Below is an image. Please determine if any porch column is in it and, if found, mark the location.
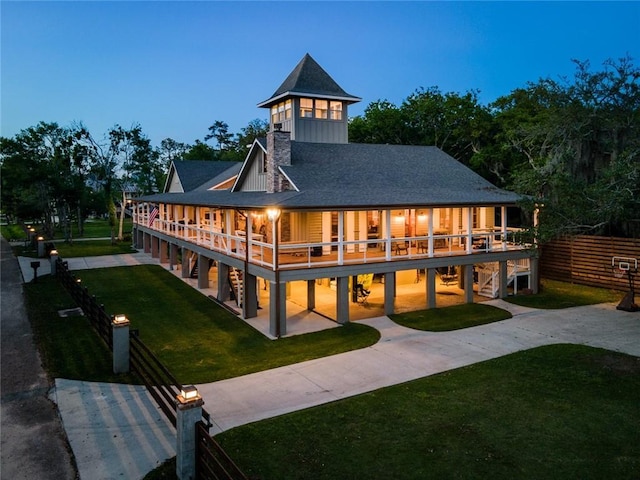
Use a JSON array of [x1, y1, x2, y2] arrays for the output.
[[463, 264, 474, 304], [151, 235, 159, 258], [243, 272, 258, 319], [337, 212, 344, 264], [384, 210, 392, 261], [498, 260, 508, 299], [345, 212, 355, 253], [159, 239, 169, 264], [136, 229, 144, 249], [197, 255, 209, 289], [217, 263, 230, 301], [466, 208, 473, 253], [269, 281, 287, 337], [322, 212, 332, 255], [169, 243, 178, 271], [336, 276, 350, 324], [426, 268, 437, 309], [501, 206, 508, 251], [428, 208, 434, 257], [307, 280, 316, 310], [530, 256, 540, 294], [383, 271, 396, 315], [181, 247, 190, 279], [144, 232, 151, 254]]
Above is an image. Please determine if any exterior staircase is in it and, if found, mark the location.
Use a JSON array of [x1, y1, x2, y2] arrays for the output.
[[228, 267, 243, 306], [189, 253, 214, 278], [477, 259, 531, 298]]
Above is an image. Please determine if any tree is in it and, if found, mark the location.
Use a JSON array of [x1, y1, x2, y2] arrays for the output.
[[495, 56, 640, 239], [158, 138, 189, 169], [182, 140, 218, 161], [0, 122, 92, 238], [233, 118, 269, 160], [205, 120, 234, 151]]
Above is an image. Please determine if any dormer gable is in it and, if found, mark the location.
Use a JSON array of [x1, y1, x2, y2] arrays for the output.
[[257, 54, 360, 144]]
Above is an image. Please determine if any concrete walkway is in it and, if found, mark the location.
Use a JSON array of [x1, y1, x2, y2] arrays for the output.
[[11, 249, 640, 479]]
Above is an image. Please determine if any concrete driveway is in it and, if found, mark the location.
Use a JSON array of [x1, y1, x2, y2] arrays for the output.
[[6, 243, 639, 479]]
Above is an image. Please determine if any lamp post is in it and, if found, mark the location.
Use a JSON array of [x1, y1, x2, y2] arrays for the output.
[[267, 208, 282, 337]]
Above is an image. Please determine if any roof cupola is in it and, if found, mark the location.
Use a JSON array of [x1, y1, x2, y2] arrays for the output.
[[257, 54, 360, 144]]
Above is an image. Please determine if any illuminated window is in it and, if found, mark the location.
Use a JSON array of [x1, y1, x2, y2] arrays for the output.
[[300, 98, 313, 118], [330, 101, 343, 120], [284, 99, 292, 119], [271, 100, 293, 123], [315, 100, 328, 119]]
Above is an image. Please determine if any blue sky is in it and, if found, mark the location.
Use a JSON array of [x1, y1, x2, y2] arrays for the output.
[[2, 1, 638, 147]]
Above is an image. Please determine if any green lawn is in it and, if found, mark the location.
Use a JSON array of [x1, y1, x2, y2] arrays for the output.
[[25, 276, 137, 383], [214, 344, 639, 480], [51, 218, 133, 240], [65, 265, 380, 383], [53, 239, 136, 257], [507, 279, 621, 309], [389, 303, 512, 331]]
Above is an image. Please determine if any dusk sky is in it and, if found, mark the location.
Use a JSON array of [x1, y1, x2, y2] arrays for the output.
[[2, 1, 638, 147]]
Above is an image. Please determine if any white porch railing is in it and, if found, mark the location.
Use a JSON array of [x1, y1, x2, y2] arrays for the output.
[[138, 216, 529, 270]]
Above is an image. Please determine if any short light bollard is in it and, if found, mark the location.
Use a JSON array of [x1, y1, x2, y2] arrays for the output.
[[49, 250, 59, 276], [111, 314, 130, 374], [37, 237, 45, 257], [176, 386, 204, 480], [30, 261, 41, 283]]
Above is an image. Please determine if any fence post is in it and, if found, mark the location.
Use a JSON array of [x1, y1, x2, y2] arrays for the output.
[[176, 386, 204, 480], [111, 314, 130, 373], [49, 250, 58, 277]]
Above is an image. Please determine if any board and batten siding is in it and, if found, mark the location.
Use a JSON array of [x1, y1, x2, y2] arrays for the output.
[[238, 151, 267, 192], [540, 235, 640, 292]]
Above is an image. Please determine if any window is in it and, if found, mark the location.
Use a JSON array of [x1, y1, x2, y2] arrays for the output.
[[330, 101, 343, 120], [300, 98, 313, 118], [300, 98, 343, 121], [261, 152, 268, 173], [315, 100, 328, 119], [271, 100, 293, 123]]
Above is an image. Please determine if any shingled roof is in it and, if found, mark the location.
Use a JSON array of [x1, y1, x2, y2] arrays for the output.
[[257, 53, 361, 108], [168, 160, 241, 192], [147, 143, 522, 209]]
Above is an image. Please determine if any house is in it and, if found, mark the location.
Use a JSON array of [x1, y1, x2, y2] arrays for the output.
[[134, 54, 538, 338]]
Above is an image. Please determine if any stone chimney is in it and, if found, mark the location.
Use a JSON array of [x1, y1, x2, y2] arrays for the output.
[[266, 125, 291, 193]]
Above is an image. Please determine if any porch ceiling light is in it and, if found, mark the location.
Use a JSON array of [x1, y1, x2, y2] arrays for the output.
[[267, 208, 281, 221]]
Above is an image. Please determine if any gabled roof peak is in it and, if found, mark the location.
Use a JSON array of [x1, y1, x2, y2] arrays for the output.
[[257, 53, 361, 108]]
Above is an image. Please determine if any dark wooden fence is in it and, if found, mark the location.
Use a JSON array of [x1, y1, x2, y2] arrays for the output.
[[540, 235, 640, 291], [55, 257, 247, 480]]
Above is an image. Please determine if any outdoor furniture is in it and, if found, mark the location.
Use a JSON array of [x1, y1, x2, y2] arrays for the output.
[[393, 240, 409, 255]]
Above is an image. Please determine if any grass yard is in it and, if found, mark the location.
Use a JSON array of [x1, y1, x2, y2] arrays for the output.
[[389, 303, 511, 331], [25, 276, 137, 383], [214, 344, 640, 480], [51, 218, 133, 240], [53, 239, 136, 257], [0, 224, 27, 241], [70, 265, 380, 383], [507, 278, 621, 309]]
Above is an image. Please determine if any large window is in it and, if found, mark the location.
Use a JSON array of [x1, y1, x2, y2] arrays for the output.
[[330, 101, 343, 120], [315, 100, 328, 119], [271, 99, 292, 123], [300, 98, 313, 118], [300, 98, 343, 121]]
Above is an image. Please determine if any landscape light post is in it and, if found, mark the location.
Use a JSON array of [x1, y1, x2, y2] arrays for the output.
[[176, 386, 203, 480]]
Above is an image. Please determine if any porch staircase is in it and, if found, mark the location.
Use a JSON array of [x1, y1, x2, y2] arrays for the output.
[[477, 259, 530, 298], [228, 267, 243, 307], [189, 253, 214, 278]]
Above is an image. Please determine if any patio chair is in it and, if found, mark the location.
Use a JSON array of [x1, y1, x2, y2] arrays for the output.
[[392, 239, 409, 255], [355, 283, 371, 305]]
